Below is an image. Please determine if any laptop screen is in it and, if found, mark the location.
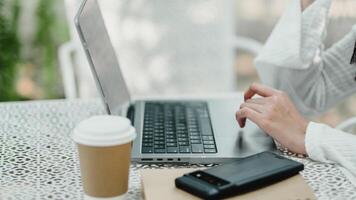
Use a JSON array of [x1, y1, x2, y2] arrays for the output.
[[76, 0, 130, 114]]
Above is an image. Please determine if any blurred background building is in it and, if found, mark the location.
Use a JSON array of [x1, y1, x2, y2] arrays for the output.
[[0, 0, 355, 127]]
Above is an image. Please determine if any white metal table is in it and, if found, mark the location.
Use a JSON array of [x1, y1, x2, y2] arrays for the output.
[[0, 98, 355, 200]]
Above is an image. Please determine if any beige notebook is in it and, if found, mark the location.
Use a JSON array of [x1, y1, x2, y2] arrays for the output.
[[140, 168, 316, 200]]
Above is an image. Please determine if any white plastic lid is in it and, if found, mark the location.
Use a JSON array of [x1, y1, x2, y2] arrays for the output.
[[71, 115, 136, 147]]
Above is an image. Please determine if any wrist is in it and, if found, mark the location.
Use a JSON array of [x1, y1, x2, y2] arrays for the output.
[[301, 119, 309, 135], [301, 0, 315, 11], [292, 118, 309, 154], [300, 119, 309, 154]]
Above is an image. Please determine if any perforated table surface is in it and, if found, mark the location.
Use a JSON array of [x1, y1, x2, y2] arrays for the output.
[[1, 99, 355, 200]]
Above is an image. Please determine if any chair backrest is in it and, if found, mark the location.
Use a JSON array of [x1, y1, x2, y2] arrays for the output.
[[60, 0, 98, 98]]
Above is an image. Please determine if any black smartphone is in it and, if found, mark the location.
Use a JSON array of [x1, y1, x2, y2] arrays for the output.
[[175, 151, 304, 200]]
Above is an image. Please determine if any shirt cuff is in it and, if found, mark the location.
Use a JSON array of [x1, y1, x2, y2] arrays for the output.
[[305, 121, 356, 186], [305, 121, 332, 163]]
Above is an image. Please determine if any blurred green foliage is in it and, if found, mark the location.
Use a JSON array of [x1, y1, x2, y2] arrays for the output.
[[34, 0, 62, 99], [0, 0, 68, 101], [0, 0, 21, 101]]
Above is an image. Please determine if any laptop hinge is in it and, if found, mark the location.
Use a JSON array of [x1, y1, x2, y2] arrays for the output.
[[126, 104, 135, 126]]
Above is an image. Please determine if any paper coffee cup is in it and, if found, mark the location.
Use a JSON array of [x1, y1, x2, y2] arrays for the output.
[[72, 115, 136, 200]]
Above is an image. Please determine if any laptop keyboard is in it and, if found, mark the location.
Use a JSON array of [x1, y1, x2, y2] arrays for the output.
[[141, 102, 217, 154]]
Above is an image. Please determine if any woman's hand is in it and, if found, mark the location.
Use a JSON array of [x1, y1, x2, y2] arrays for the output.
[[236, 83, 309, 154]]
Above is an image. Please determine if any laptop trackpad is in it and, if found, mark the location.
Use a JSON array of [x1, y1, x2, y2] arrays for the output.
[[208, 98, 275, 156]]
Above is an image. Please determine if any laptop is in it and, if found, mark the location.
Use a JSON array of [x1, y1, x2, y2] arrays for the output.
[[75, 0, 275, 164]]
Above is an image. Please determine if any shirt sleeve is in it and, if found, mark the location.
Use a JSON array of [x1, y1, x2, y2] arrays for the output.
[[254, 0, 356, 116], [305, 122, 356, 182]]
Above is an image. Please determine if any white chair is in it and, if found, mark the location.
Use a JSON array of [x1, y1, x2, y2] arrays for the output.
[[58, 0, 97, 99], [58, 41, 77, 99]]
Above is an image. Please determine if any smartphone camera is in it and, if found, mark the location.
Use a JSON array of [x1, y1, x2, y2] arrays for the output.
[[191, 171, 229, 187]]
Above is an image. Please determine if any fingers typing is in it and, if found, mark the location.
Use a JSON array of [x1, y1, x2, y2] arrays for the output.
[[244, 83, 279, 101]]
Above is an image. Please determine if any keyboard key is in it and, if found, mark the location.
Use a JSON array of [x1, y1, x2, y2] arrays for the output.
[[190, 139, 201, 144], [166, 142, 177, 147], [177, 135, 188, 139], [154, 149, 166, 153], [143, 143, 153, 147], [154, 145, 165, 149], [179, 146, 191, 153], [142, 147, 153, 153], [166, 139, 176, 143], [143, 135, 153, 139], [167, 147, 178, 153], [190, 135, 201, 140], [156, 137, 165, 141], [166, 135, 175, 139], [166, 130, 174, 134], [189, 132, 199, 136], [203, 144, 215, 149], [143, 141, 153, 145], [204, 148, 217, 153], [154, 141, 164, 145], [192, 144, 204, 153], [178, 138, 188, 142], [202, 136, 214, 141], [178, 142, 189, 146], [203, 140, 214, 145]]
